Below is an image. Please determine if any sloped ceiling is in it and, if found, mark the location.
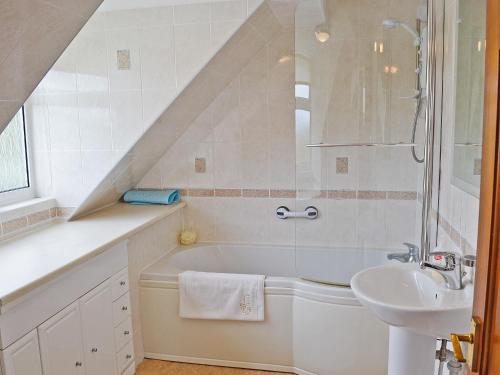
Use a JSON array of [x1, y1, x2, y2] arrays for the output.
[[70, 0, 294, 219], [0, 0, 104, 134]]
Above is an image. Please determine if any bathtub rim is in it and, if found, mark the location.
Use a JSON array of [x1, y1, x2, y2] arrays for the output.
[[140, 242, 362, 306]]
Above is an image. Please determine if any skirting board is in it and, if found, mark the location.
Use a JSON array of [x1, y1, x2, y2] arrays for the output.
[[144, 353, 317, 375]]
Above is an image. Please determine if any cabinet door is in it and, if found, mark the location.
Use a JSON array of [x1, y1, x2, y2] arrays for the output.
[[38, 301, 85, 375], [80, 282, 117, 375], [1, 330, 43, 375]]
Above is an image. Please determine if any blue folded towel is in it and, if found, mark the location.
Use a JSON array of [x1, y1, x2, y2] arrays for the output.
[[123, 189, 180, 205]]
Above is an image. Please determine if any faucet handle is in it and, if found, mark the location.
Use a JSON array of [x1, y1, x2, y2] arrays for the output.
[[403, 242, 418, 252], [462, 255, 476, 267], [402, 242, 420, 262], [428, 251, 460, 269]]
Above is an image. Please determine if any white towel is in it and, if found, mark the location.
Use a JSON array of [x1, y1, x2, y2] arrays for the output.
[[179, 271, 265, 321]]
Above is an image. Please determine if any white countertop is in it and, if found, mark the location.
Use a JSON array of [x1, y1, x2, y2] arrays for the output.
[[0, 202, 185, 307]]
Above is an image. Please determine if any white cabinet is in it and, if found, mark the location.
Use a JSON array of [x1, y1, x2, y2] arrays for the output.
[[38, 302, 85, 375], [0, 242, 132, 375], [0, 330, 42, 375], [36, 269, 133, 375], [80, 282, 117, 375]]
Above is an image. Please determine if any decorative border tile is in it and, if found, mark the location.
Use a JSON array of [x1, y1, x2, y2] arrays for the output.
[[175, 188, 418, 201], [387, 191, 418, 200], [328, 190, 357, 199], [2, 217, 28, 235], [357, 190, 387, 200], [188, 189, 214, 197], [270, 190, 297, 198], [242, 189, 270, 198], [215, 189, 242, 197], [0, 207, 75, 239]]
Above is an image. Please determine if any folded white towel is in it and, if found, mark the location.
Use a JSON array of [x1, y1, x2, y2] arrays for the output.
[[179, 271, 265, 321]]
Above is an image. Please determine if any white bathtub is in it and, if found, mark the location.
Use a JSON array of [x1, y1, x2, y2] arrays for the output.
[[140, 244, 390, 375]]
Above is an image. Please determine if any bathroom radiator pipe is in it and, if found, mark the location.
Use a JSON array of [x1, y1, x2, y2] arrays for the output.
[[420, 0, 437, 267], [436, 339, 463, 375]]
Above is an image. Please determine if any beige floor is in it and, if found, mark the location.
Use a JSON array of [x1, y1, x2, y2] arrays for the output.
[[135, 360, 293, 374]]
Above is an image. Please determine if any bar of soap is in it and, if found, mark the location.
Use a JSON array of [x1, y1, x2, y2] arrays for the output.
[[179, 230, 198, 245]]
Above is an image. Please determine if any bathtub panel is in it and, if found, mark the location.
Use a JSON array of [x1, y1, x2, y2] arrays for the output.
[[140, 287, 293, 366], [293, 297, 389, 375]]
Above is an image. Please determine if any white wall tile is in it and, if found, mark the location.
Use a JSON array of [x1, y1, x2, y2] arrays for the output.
[[210, 1, 246, 22], [47, 93, 81, 151], [140, 26, 176, 90], [106, 28, 142, 91], [174, 3, 210, 24], [109, 90, 143, 150], [78, 92, 112, 150], [81, 150, 114, 188], [75, 30, 109, 92], [50, 150, 84, 206], [213, 142, 242, 188]]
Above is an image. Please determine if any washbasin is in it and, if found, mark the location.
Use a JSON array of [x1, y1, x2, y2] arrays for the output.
[[351, 263, 473, 338]]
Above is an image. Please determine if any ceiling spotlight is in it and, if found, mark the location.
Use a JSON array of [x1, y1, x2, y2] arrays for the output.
[[314, 24, 330, 43]]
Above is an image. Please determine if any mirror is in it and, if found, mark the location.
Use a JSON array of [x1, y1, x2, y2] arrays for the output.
[[452, 0, 486, 197]]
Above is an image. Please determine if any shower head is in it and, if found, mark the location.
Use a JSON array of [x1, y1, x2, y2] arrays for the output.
[[382, 19, 400, 29], [382, 18, 421, 46]]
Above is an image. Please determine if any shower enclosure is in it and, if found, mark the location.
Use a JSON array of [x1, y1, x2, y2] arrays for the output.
[[293, 0, 430, 284]]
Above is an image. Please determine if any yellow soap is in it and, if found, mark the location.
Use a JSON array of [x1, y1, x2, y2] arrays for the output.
[[179, 230, 198, 245]]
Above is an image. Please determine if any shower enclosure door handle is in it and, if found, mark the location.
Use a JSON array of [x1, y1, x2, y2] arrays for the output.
[[276, 206, 318, 220]]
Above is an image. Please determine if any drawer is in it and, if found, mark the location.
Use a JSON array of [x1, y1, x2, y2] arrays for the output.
[[110, 268, 129, 300], [114, 317, 133, 352], [122, 362, 136, 375], [113, 293, 131, 326], [116, 341, 134, 374]]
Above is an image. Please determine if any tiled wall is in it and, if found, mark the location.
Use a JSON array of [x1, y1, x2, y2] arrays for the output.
[[0, 0, 103, 134], [25, 0, 261, 207], [126, 208, 183, 364], [436, 0, 480, 255], [70, 1, 287, 218], [137, 0, 423, 250]]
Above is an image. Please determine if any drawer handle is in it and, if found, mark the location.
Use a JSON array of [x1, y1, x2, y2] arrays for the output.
[[122, 306, 128, 311], [124, 330, 130, 335], [75, 361, 83, 367], [91, 348, 98, 353], [126, 354, 132, 359], [120, 281, 126, 286]]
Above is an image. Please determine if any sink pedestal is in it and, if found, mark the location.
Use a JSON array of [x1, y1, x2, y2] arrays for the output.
[[388, 327, 436, 375]]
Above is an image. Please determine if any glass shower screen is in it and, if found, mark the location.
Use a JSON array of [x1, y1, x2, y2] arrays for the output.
[[294, 0, 427, 285]]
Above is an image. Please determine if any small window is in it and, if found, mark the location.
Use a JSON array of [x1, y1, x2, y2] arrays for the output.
[[295, 84, 310, 99], [0, 108, 33, 205]]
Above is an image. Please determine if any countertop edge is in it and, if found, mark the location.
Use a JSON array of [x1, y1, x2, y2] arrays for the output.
[[0, 202, 185, 308]]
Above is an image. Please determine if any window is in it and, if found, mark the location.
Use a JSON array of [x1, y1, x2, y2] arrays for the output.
[[0, 108, 33, 205], [295, 84, 310, 99]]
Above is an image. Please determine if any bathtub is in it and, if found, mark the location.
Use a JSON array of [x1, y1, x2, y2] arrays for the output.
[[139, 244, 390, 375]]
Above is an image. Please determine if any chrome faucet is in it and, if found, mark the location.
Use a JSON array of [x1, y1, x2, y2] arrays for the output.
[[387, 243, 420, 263], [422, 252, 476, 290]]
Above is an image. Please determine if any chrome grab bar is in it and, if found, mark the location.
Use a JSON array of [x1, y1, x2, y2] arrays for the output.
[[306, 142, 418, 148], [276, 206, 319, 220]]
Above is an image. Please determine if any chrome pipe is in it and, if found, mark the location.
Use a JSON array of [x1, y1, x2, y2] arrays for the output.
[[420, 0, 436, 267], [306, 142, 418, 148]]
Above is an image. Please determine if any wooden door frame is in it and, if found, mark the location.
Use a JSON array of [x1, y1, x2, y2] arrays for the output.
[[472, 0, 500, 373]]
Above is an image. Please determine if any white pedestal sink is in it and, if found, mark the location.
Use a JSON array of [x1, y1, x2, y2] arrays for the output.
[[351, 263, 473, 375]]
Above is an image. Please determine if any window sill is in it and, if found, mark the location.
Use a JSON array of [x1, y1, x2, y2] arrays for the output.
[[0, 197, 58, 238]]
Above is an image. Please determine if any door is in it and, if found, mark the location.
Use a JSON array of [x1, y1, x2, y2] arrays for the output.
[[38, 301, 85, 375], [468, 0, 500, 373], [1, 330, 43, 375], [80, 281, 117, 375]]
